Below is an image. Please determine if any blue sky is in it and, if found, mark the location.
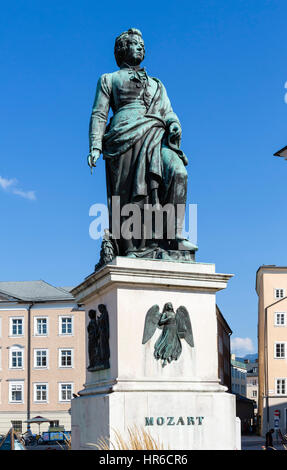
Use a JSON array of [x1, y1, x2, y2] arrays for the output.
[[1, 0, 287, 355]]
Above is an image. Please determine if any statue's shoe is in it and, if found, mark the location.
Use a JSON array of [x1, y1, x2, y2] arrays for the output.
[[170, 238, 198, 252], [126, 252, 137, 258]]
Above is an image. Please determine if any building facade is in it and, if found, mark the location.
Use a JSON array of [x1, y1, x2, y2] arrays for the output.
[[231, 355, 247, 396], [256, 265, 287, 435], [230, 357, 257, 433], [216, 305, 232, 391], [246, 360, 258, 409], [0, 281, 85, 434]]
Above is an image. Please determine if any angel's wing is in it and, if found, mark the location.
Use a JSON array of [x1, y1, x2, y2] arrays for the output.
[[176, 306, 194, 348], [142, 305, 161, 344]]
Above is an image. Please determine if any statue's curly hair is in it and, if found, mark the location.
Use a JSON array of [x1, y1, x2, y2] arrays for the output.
[[114, 28, 145, 67]]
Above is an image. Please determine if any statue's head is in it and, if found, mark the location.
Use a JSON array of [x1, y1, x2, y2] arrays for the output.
[[98, 304, 107, 315], [114, 28, 145, 67], [163, 302, 174, 313], [88, 309, 97, 320]]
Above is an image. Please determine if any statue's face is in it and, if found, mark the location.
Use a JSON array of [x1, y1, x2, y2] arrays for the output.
[[124, 35, 145, 66], [164, 302, 174, 312]]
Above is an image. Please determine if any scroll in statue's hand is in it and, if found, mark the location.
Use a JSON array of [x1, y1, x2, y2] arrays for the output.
[[168, 122, 182, 142]]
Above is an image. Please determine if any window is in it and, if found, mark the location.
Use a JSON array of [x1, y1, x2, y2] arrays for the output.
[[275, 343, 286, 358], [59, 349, 73, 368], [275, 312, 286, 326], [276, 379, 286, 395], [275, 289, 285, 300], [34, 349, 48, 368], [11, 421, 22, 433], [59, 383, 73, 401], [9, 346, 24, 369], [35, 317, 48, 336], [9, 382, 24, 403], [11, 350, 23, 368], [252, 390, 257, 398], [60, 317, 73, 335], [50, 420, 59, 428], [10, 318, 24, 336], [34, 383, 48, 402]]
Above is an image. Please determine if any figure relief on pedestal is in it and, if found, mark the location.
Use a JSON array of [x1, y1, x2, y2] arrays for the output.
[[87, 28, 198, 270], [87, 304, 110, 371], [142, 303, 194, 367]]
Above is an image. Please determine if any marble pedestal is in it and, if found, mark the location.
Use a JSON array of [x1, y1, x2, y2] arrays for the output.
[[71, 257, 239, 450]]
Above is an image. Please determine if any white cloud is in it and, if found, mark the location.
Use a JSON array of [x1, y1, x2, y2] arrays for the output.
[[0, 175, 36, 201], [12, 188, 36, 201], [231, 337, 255, 355], [0, 176, 17, 190]]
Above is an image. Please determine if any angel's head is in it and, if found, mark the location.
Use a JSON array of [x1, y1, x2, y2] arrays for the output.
[[88, 309, 97, 320], [98, 304, 107, 315], [163, 302, 174, 313]]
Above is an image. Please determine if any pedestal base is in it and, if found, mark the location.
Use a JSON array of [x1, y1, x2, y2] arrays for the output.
[[72, 389, 238, 450], [71, 257, 239, 450]]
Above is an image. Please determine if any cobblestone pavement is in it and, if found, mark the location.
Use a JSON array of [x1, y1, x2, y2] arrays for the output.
[[241, 434, 285, 451]]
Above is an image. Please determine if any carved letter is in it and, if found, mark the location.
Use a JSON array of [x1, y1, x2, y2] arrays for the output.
[[145, 417, 154, 426], [156, 417, 165, 426], [176, 417, 185, 426], [187, 417, 195, 425], [196, 417, 204, 425], [167, 417, 175, 426]]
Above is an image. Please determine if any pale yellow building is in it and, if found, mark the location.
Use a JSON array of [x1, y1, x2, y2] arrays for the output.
[[0, 281, 85, 435], [256, 265, 287, 435]]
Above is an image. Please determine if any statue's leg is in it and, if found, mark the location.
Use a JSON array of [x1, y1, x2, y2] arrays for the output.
[[160, 146, 196, 251], [160, 145, 187, 237], [106, 145, 144, 256], [161, 146, 187, 200]]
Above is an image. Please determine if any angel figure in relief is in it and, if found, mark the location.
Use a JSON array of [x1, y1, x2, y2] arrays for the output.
[[142, 302, 194, 367]]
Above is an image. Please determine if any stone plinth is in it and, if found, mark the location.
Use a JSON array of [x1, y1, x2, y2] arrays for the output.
[[71, 257, 239, 450]]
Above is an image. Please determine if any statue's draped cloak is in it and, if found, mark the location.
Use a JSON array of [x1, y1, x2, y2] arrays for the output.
[[89, 68, 183, 214]]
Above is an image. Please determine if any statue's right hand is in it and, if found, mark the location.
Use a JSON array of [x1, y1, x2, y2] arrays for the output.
[[87, 149, 101, 169]]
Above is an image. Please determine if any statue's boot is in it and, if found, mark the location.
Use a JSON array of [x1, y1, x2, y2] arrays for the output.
[[170, 237, 198, 252]]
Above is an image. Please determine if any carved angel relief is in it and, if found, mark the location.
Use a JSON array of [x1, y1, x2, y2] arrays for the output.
[[87, 304, 110, 372], [142, 302, 194, 367]]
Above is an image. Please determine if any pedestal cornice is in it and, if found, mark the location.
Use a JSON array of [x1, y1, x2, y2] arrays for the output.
[[71, 257, 233, 304]]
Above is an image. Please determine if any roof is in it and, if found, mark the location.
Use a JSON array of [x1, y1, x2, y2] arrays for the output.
[[231, 359, 248, 370], [256, 265, 287, 293], [0, 281, 75, 302], [234, 393, 256, 405], [216, 305, 232, 334]]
